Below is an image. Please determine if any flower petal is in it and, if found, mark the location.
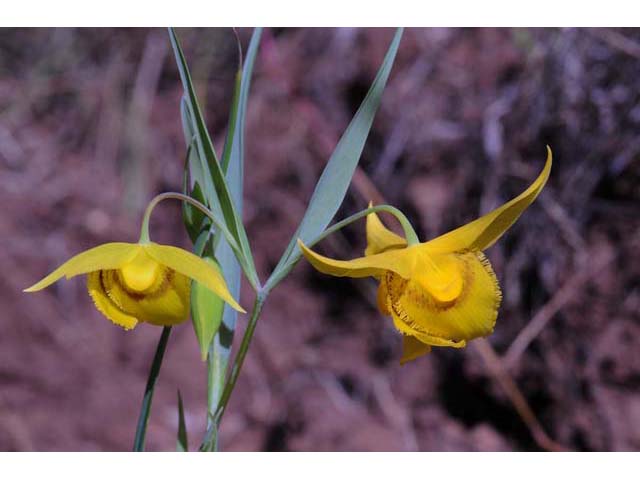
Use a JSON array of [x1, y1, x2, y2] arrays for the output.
[[365, 205, 406, 256], [87, 271, 139, 330], [400, 335, 432, 364], [423, 147, 552, 254], [384, 251, 501, 347], [24, 243, 139, 292], [298, 239, 417, 279], [376, 281, 391, 315], [391, 310, 466, 348], [143, 243, 245, 313], [100, 268, 191, 326]]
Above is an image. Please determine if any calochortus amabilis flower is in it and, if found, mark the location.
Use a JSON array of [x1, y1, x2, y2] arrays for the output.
[[25, 242, 245, 330], [299, 148, 552, 364]]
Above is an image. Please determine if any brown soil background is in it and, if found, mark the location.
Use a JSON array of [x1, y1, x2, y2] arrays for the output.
[[1, 28, 639, 451]]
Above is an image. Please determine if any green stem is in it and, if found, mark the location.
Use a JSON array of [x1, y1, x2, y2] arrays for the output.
[[133, 326, 172, 452], [138, 192, 260, 290], [264, 204, 419, 292], [205, 338, 227, 451], [200, 294, 265, 451], [198, 204, 416, 449], [314, 204, 419, 247]]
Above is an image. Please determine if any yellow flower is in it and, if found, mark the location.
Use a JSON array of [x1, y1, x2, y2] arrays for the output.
[[299, 148, 552, 364], [25, 242, 245, 330]]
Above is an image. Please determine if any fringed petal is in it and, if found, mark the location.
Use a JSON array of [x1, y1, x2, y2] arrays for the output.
[[87, 271, 139, 330], [100, 268, 191, 326], [384, 251, 501, 346]]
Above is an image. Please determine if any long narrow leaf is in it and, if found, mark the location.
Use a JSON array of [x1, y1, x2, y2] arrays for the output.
[[180, 95, 226, 247], [180, 96, 209, 200], [215, 27, 262, 348], [132, 326, 172, 451], [266, 28, 403, 290], [176, 390, 189, 452], [204, 28, 262, 451], [168, 28, 258, 288]]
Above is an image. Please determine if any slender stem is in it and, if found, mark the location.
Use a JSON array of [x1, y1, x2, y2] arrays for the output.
[[199, 205, 416, 449], [264, 204, 419, 292], [200, 294, 265, 451], [216, 295, 264, 419], [138, 191, 260, 290], [133, 326, 172, 451], [205, 338, 228, 451], [140, 193, 239, 251], [206, 346, 217, 439], [314, 204, 419, 247]]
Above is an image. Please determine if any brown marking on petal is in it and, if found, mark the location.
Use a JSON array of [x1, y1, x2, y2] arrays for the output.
[[100, 270, 128, 311], [384, 255, 480, 344], [388, 253, 475, 312], [97, 268, 176, 321], [95, 270, 134, 318], [385, 272, 420, 332], [384, 251, 503, 345]]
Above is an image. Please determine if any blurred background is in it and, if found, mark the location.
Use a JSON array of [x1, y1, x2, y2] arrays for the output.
[[0, 28, 639, 451]]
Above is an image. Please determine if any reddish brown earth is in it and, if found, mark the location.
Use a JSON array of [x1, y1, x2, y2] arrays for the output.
[[0, 28, 639, 451]]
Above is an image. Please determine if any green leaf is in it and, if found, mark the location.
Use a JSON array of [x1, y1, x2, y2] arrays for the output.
[[132, 326, 172, 451], [205, 28, 262, 451], [169, 27, 259, 290], [266, 28, 404, 291], [180, 97, 204, 193], [181, 96, 226, 249], [176, 390, 189, 452], [215, 26, 262, 330], [182, 143, 212, 244], [191, 255, 225, 360]]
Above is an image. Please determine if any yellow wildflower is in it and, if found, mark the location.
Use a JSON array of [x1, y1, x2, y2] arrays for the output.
[[25, 242, 245, 330], [299, 148, 552, 364]]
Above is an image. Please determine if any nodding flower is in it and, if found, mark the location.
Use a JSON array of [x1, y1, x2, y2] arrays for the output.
[[25, 241, 245, 330], [299, 147, 552, 364]]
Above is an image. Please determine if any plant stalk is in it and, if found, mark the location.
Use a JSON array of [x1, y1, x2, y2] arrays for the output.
[[139, 191, 260, 290], [264, 204, 418, 292], [200, 294, 265, 450], [205, 338, 227, 451]]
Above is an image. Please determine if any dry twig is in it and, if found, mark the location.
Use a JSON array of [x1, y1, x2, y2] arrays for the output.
[[473, 339, 567, 452], [503, 251, 616, 370]]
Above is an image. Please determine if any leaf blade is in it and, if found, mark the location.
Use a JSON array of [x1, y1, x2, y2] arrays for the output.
[[204, 28, 262, 452], [266, 28, 403, 290], [190, 255, 225, 360], [168, 27, 259, 288], [176, 390, 189, 452]]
